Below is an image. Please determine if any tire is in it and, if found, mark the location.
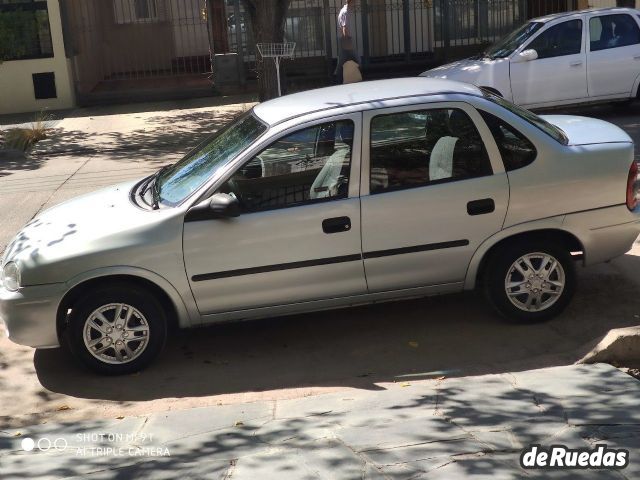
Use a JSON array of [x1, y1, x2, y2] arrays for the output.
[[64, 284, 167, 375], [613, 99, 633, 108], [484, 240, 576, 323]]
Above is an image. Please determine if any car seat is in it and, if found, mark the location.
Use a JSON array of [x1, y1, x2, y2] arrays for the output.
[[310, 123, 353, 199]]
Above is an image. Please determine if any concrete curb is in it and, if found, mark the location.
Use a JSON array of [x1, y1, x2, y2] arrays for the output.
[[577, 325, 640, 366]]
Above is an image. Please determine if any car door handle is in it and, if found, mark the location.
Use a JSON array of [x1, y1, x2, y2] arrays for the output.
[[322, 216, 351, 234], [467, 199, 495, 216], [569, 61, 583, 67]]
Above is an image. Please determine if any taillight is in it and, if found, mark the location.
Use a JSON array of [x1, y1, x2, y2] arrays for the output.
[[627, 161, 639, 211]]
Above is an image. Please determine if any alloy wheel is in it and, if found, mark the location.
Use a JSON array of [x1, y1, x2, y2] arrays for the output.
[[504, 252, 565, 313], [83, 303, 150, 365]]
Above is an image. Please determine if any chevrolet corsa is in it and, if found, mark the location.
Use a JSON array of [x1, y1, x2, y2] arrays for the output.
[[1, 79, 639, 374]]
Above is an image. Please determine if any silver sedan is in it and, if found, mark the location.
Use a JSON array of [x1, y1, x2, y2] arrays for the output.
[[1, 78, 639, 374]]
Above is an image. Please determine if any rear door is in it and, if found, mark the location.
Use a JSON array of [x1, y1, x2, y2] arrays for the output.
[[587, 12, 640, 99], [360, 102, 509, 293], [510, 18, 588, 106]]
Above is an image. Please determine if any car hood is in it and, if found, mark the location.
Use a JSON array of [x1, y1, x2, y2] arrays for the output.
[[420, 57, 504, 83], [2, 180, 180, 285], [540, 115, 633, 146]]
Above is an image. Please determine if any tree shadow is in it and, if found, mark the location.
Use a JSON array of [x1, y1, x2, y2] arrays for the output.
[[5, 362, 640, 478], [33, 252, 640, 406], [0, 149, 44, 179], [31, 108, 245, 164]]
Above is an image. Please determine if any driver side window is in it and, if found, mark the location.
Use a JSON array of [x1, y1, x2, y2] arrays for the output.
[[528, 19, 583, 59], [220, 120, 354, 213]]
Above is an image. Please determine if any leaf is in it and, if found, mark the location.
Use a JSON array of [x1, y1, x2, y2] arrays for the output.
[[408, 341, 419, 348], [56, 405, 71, 411], [234, 421, 244, 427], [400, 382, 411, 387]]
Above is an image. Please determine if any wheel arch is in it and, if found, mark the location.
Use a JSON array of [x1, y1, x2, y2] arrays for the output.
[[466, 228, 584, 290], [56, 270, 193, 342]]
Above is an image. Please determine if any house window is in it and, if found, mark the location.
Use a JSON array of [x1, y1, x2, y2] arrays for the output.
[[134, 0, 157, 20], [113, 0, 159, 24], [0, 0, 54, 61]]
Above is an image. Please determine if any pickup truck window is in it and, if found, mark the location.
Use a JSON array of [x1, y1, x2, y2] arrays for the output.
[[590, 14, 640, 52], [528, 19, 582, 59]]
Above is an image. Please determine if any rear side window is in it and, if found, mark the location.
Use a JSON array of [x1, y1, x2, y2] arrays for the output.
[[369, 108, 492, 194], [528, 19, 583, 58], [590, 14, 640, 51], [480, 111, 536, 172]]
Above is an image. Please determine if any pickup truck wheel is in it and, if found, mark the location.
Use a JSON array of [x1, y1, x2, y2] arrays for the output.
[[64, 285, 167, 375], [485, 242, 576, 323]]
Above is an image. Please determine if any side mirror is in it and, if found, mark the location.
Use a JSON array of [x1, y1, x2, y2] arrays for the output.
[[513, 49, 538, 63], [209, 193, 241, 218], [185, 193, 241, 222]]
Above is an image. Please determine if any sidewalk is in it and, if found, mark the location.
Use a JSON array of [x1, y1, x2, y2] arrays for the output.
[[0, 96, 256, 253], [0, 363, 638, 479]]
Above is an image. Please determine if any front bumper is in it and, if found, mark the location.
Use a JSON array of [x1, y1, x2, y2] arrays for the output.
[[0, 283, 66, 348]]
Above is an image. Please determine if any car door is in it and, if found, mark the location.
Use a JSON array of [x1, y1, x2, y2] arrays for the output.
[[360, 102, 509, 293], [587, 13, 640, 99], [183, 114, 367, 316], [510, 18, 588, 106]]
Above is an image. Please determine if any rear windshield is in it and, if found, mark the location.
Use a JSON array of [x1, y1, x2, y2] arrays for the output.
[[481, 90, 568, 145]]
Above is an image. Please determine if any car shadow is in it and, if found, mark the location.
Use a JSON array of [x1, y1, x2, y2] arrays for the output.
[[34, 251, 640, 402]]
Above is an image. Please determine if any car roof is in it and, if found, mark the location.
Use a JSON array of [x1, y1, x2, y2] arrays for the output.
[[252, 78, 482, 126], [533, 7, 638, 23]]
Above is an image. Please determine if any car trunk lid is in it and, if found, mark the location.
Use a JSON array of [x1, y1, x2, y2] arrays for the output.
[[540, 115, 632, 146]]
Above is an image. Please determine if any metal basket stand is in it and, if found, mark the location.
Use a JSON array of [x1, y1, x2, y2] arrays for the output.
[[256, 42, 296, 97]]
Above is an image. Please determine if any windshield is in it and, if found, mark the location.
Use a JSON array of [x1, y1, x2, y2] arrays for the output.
[[482, 89, 568, 145], [156, 112, 267, 206], [484, 21, 544, 58]]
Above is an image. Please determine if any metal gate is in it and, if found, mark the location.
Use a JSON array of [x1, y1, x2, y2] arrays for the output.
[[61, 0, 579, 103], [61, 0, 215, 104]]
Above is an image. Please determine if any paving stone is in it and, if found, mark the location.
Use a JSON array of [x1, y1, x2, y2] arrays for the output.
[[337, 416, 468, 452], [508, 363, 640, 398], [141, 401, 274, 445], [230, 439, 366, 480], [1, 364, 638, 479]]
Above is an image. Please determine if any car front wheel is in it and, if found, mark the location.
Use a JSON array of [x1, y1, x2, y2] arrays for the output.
[[64, 285, 167, 375], [485, 241, 576, 323]]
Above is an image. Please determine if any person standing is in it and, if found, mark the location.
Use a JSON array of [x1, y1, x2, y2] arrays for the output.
[[335, 0, 357, 84]]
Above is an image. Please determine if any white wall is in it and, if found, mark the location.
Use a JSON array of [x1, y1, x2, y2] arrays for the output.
[[0, 0, 75, 115]]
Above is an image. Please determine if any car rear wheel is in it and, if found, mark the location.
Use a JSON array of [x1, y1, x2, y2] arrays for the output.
[[64, 285, 167, 375], [485, 241, 576, 323]]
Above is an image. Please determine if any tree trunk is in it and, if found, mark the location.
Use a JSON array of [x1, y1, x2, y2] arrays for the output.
[[243, 0, 290, 101]]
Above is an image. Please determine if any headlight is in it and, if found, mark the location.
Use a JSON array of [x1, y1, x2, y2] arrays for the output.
[[2, 262, 21, 292]]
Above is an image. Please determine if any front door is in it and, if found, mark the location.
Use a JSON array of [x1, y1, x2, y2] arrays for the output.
[[587, 13, 640, 98], [360, 103, 509, 293], [183, 114, 367, 316], [510, 18, 588, 107]]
